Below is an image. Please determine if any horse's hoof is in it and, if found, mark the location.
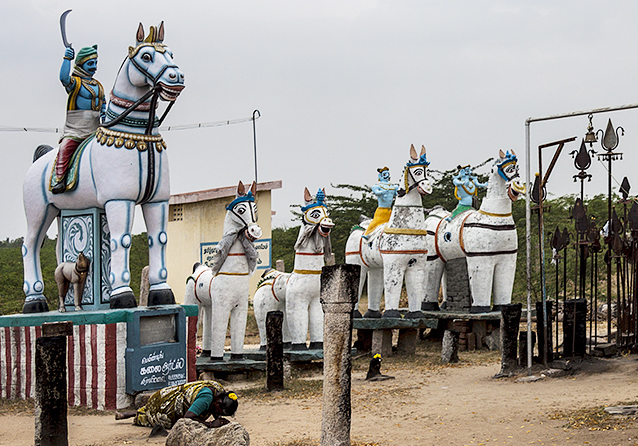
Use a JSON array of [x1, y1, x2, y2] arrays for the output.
[[470, 306, 491, 314], [382, 309, 402, 319], [309, 342, 323, 350], [404, 311, 424, 319], [259, 345, 267, 351], [148, 289, 175, 306], [109, 291, 137, 309], [363, 309, 382, 318], [58, 307, 66, 313], [230, 353, 244, 361], [23, 299, 50, 314], [491, 305, 504, 313], [353, 309, 363, 319], [200, 350, 211, 357], [75, 306, 83, 312], [282, 342, 292, 350], [290, 343, 308, 351], [208, 356, 224, 363], [421, 302, 440, 312]]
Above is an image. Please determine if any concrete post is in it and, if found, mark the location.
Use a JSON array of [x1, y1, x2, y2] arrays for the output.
[[497, 303, 522, 377], [35, 321, 73, 446], [275, 259, 285, 272], [441, 330, 460, 363], [563, 299, 587, 357], [320, 264, 360, 446], [266, 311, 284, 391], [536, 300, 554, 363]]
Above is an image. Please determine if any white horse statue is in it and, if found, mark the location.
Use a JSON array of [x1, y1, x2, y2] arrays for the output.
[[253, 188, 334, 351], [345, 144, 432, 318], [184, 181, 262, 361], [422, 150, 525, 313], [22, 22, 184, 312], [253, 268, 292, 350]]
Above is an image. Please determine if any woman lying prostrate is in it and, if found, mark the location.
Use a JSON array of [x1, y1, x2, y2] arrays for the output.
[[115, 380, 238, 430]]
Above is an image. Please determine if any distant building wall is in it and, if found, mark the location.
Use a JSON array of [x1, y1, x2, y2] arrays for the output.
[[166, 180, 282, 304]]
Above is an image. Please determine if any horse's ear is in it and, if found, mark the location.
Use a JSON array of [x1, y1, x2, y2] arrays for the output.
[[304, 187, 312, 203], [420, 145, 426, 157], [499, 149, 505, 159], [157, 21, 165, 43], [136, 23, 145, 44], [250, 181, 257, 196], [510, 149, 517, 157], [322, 188, 326, 196], [237, 180, 246, 197], [410, 144, 417, 161]]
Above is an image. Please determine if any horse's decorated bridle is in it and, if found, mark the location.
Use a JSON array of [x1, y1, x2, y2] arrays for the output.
[[398, 152, 431, 197], [103, 23, 183, 135], [300, 189, 334, 236], [226, 191, 261, 241], [495, 150, 525, 202]]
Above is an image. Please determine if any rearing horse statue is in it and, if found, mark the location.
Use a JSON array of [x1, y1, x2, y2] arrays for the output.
[[22, 22, 184, 312]]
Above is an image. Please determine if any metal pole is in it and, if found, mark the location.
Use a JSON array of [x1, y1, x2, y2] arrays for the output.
[[525, 122, 533, 370], [252, 109, 260, 184]]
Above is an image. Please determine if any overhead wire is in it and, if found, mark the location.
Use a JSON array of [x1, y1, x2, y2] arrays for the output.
[[0, 114, 259, 134]]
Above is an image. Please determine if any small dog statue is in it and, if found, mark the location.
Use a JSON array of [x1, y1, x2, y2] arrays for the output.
[[55, 252, 91, 312]]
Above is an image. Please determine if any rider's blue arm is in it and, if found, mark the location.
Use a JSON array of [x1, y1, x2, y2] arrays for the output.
[[60, 48, 75, 89]]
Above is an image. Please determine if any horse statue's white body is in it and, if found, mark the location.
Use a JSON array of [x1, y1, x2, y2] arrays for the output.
[[253, 269, 291, 350], [22, 23, 184, 312], [345, 145, 432, 318], [253, 188, 334, 350], [184, 181, 262, 360], [422, 150, 525, 313]]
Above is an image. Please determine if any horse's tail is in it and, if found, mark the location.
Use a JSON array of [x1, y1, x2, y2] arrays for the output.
[[33, 145, 54, 163]]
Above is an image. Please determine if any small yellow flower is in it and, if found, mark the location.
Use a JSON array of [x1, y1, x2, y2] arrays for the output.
[[228, 392, 238, 401]]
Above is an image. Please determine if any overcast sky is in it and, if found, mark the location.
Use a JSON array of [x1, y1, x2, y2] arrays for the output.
[[2, 1, 638, 240]]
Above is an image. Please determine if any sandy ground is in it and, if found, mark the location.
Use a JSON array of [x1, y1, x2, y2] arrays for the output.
[[4, 349, 638, 446]]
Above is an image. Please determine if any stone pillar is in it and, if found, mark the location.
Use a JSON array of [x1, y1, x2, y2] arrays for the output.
[[497, 303, 521, 377], [275, 259, 285, 272], [563, 299, 587, 357], [536, 301, 554, 363], [441, 330, 460, 363], [266, 311, 284, 391], [35, 321, 73, 446], [320, 264, 360, 446]]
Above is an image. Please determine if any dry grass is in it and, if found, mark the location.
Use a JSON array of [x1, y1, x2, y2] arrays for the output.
[[268, 440, 380, 446], [548, 402, 638, 430], [0, 398, 113, 416]]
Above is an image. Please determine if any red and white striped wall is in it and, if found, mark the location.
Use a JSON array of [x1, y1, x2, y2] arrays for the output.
[[0, 314, 198, 410]]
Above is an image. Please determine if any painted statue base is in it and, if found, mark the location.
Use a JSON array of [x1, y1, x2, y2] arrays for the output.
[[148, 288, 176, 306], [470, 306, 491, 314], [421, 301, 440, 311], [109, 291, 137, 309], [363, 309, 382, 318], [382, 309, 402, 318], [23, 297, 50, 314]]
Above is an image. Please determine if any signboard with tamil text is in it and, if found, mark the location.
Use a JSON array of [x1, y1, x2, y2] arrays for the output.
[[200, 238, 271, 270]]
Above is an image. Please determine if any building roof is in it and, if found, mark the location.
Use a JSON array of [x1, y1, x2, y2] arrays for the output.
[[169, 180, 282, 205]]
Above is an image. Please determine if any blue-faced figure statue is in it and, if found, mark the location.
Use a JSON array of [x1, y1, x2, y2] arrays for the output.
[[53, 45, 106, 194], [447, 164, 487, 221], [363, 167, 399, 240]]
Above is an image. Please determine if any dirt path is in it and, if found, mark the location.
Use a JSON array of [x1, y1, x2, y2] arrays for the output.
[[4, 355, 638, 446]]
